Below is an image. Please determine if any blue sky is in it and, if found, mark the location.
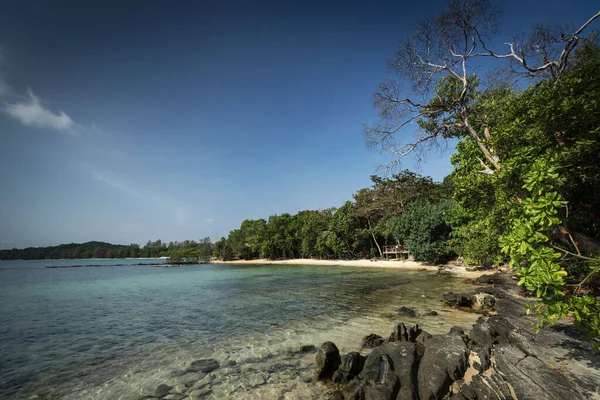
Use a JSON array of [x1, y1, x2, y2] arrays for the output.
[[0, 0, 596, 247]]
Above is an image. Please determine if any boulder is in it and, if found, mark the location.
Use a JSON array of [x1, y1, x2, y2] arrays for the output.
[[362, 333, 385, 349], [417, 334, 469, 400], [314, 341, 342, 381], [332, 352, 365, 384], [343, 342, 418, 400]]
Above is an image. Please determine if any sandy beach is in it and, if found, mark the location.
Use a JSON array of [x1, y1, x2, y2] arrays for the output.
[[213, 258, 493, 279]]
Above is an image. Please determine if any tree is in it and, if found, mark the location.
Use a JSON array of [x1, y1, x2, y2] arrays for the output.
[[354, 171, 445, 257], [364, 1, 600, 347], [364, 0, 599, 173]]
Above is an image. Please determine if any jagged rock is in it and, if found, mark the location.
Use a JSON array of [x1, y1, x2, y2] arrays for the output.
[[423, 310, 439, 316], [332, 352, 365, 384], [187, 387, 212, 399], [314, 341, 341, 381], [397, 306, 417, 317], [343, 342, 418, 400], [390, 322, 422, 343], [186, 359, 220, 373], [418, 334, 469, 400], [473, 273, 504, 285], [362, 333, 385, 349], [415, 331, 433, 346]]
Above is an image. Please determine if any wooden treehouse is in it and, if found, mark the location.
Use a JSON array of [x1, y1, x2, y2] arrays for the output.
[[383, 244, 410, 259]]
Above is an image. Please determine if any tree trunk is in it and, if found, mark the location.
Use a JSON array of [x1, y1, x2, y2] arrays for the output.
[[367, 218, 383, 258]]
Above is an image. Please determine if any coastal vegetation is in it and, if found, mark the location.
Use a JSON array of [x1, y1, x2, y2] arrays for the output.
[[0, 238, 213, 261]]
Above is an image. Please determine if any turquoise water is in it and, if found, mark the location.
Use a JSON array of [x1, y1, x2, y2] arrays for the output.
[[0, 260, 479, 399]]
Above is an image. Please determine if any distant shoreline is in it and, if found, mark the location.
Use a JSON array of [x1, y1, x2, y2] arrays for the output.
[[213, 258, 493, 278]]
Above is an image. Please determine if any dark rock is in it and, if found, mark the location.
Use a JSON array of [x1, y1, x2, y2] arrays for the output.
[[482, 294, 496, 310], [186, 359, 220, 373], [417, 334, 469, 400], [473, 273, 504, 285], [390, 323, 422, 343], [442, 292, 475, 308], [154, 384, 171, 397], [397, 306, 417, 317], [362, 333, 385, 349], [300, 344, 317, 353], [314, 341, 341, 381], [449, 326, 465, 336], [169, 370, 187, 377], [423, 310, 439, 316], [332, 352, 365, 384], [343, 342, 418, 400]]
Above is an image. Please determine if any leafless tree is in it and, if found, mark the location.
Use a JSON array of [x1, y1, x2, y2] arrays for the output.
[[364, 0, 600, 172]]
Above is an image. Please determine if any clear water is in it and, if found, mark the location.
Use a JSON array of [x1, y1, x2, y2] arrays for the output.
[[0, 259, 480, 399]]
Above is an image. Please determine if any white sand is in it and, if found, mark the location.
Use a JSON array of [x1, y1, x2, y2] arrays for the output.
[[213, 258, 492, 278]]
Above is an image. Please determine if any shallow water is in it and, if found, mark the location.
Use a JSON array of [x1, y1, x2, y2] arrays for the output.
[[0, 259, 480, 399]]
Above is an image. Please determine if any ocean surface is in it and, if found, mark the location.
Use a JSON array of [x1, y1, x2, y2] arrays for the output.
[[0, 259, 480, 399]]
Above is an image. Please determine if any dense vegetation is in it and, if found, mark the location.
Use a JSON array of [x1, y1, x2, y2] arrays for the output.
[[0, 238, 213, 262]]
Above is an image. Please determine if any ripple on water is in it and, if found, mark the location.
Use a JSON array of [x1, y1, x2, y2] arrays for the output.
[[0, 261, 481, 399]]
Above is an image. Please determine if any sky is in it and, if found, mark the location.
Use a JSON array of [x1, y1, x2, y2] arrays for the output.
[[0, 0, 596, 248]]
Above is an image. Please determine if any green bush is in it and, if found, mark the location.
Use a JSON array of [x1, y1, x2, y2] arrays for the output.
[[388, 200, 455, 263]]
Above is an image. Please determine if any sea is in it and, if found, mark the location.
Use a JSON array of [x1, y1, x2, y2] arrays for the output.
[[0, 259, 481, 399]]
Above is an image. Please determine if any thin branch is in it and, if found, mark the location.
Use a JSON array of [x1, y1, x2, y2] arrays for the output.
[[550, 244, 600, 262]]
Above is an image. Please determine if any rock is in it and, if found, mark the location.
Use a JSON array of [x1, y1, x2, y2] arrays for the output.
[[169, 369, 187, 377], [423, 310, 439, 316], [187, 387, 212, 399], [154, 383, 171, 397], [314, 341, 341, 381], [186, 359, 220, 373], [247, 373, 268, 388], [332, 352, 365, 384], [397, 306, 417, 317], [300, 344, 317, 353], [169, 384, 188, 394], [417, 334, 469, 400], [473, 273, 504, 285], [179, 372, 207, 387], [442, 292, 475, 308], [362, 333, 385, 349], [449, 326, 465, 336], [390, 322, 422, 343], [343, 342, 418, 400]]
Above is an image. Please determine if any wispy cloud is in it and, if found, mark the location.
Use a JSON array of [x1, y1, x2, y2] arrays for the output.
[[88, 167, 193, 225], [3, 89, 78, 135]]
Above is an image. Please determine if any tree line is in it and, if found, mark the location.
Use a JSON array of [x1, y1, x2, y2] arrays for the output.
[[0, 238, 214, 261]]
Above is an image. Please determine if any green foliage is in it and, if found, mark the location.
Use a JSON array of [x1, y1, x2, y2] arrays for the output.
[[388, 200, 455, 263]]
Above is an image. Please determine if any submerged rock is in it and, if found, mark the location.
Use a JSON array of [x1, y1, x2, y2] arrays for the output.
[[397, 306, 417, 317], [186, 359, 220, 374], [154, 383, 172, 397], [314, 341, 341, 381]]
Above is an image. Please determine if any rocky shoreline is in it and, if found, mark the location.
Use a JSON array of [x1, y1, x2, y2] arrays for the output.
[[312, 271, 600, 399]]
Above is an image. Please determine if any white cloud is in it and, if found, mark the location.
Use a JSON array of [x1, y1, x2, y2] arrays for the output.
[[4, 89, 78, 135]]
